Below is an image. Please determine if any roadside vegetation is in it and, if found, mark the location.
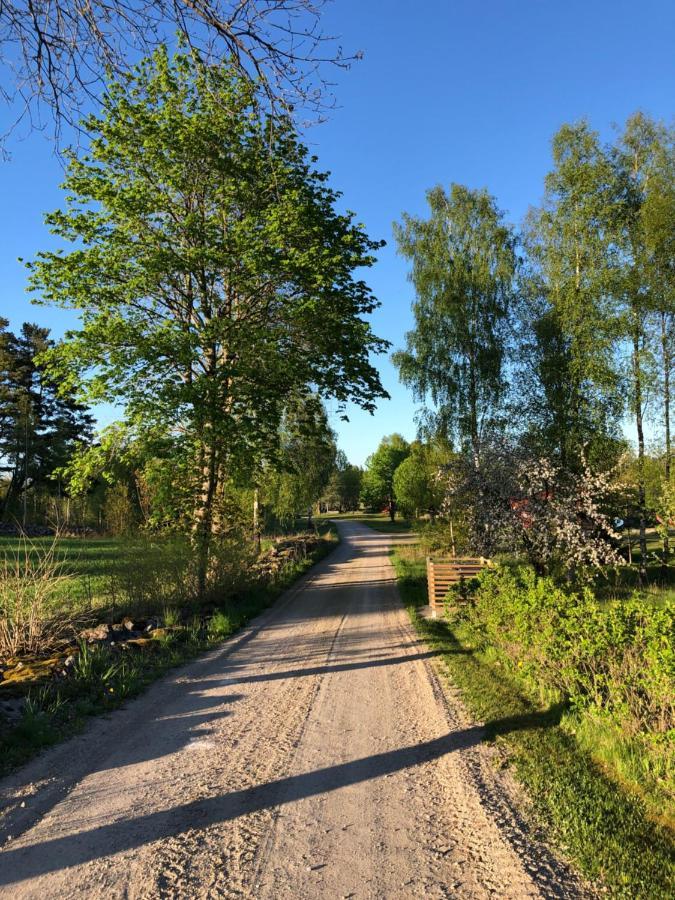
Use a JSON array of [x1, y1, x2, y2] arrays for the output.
[[0, 524, 338, 774], [391, 543, 673, 898]]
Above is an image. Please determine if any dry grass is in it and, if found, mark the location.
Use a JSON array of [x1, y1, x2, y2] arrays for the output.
[[0, 534, 84, 657]]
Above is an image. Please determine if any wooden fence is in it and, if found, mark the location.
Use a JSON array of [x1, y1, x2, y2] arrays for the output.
[[425, 556, 491, 612]]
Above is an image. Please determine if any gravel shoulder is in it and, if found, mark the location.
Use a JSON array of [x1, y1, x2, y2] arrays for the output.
[[0, 521, 586, 899]]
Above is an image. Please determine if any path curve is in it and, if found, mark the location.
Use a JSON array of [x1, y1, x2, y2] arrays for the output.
[[0, 521, 585, 898]]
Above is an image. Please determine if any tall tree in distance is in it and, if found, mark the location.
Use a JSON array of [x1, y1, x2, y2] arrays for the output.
[[0, 318, 93, 523], [361, 434, 410, 520], [393, 185, 517, 468], [28, 50, 388, 592], [613, 113, 675, 568], [638, 120, 675, 563], [322, 450, 362, 513], [524, 122, 624, 470], [260, 392, 336, 527]]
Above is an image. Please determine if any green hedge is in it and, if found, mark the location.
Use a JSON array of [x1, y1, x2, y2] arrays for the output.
[[457, 564, 674, 803]]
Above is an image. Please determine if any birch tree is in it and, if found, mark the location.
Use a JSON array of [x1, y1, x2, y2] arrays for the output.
[[393, 185, 517, 467]]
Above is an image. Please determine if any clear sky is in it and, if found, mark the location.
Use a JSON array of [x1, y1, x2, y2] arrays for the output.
[[1, 0, 674, 465]]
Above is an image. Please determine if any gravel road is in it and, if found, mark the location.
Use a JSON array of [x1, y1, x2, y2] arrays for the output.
[[0, 521, 586, 899]]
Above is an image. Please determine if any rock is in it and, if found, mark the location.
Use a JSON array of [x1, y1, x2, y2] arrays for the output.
[[122, 618, 136, 632], [79, 623, 111, 643], [63, 654, 76, 668]]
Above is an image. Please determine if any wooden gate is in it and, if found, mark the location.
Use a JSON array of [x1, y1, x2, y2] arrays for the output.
[[425, 557, 490, 612]]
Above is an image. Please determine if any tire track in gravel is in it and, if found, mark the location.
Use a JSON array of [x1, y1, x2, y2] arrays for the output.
[[0, 521, 588, 899]]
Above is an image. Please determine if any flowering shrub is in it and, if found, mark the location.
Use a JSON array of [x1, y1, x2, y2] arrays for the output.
[[438, 444, 623, 578]]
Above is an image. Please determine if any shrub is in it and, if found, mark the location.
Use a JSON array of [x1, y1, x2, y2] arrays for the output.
[[0, 535, 81, 657], [460, 563, 674, 797]]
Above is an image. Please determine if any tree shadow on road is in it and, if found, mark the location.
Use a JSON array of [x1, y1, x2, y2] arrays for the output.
[[0, 705, 564, 886]]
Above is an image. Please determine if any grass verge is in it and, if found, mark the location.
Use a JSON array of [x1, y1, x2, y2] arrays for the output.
[[0, 525, 339, 777], [391, 545, 674, 899]]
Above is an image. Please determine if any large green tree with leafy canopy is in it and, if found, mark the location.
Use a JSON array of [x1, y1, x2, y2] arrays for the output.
[[28, 48, 388, 591], [522, 122, 624, 469], [393, 185, 517, 467]]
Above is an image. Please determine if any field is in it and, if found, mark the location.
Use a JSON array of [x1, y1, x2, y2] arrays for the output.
[[1, 535, 126, 607]]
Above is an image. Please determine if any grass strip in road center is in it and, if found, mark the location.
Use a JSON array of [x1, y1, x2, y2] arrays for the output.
[[390, 545, 674, 900]]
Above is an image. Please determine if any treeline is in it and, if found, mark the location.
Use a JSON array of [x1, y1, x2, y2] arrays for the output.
[[390, 112, 673, 578]]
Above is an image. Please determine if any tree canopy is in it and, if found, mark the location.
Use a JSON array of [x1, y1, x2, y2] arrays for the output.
[[393, 184, 517, 466], [28, 48, 388, 585]]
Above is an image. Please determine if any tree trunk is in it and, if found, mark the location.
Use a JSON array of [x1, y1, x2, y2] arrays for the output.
[[468, 348, 480, 470], [253, 488, 261, 553], [193, 437, 219, 598], [631, 327, 648, 581]]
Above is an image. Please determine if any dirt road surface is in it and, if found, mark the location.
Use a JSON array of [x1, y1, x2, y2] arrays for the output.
[[0, 521, 584, 899]]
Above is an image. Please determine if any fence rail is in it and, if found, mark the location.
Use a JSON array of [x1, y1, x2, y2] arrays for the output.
[[425, 556, 491, 611]]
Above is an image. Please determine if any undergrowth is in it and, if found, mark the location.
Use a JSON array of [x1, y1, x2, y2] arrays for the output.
[[391, 544, 674, 899], [0, 525, 339, 776]]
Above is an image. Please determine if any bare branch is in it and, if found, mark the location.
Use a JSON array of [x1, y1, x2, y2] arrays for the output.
[[0, 0, 358, 144]]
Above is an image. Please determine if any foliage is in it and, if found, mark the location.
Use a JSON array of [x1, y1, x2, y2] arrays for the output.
[[0, 534, 80, 656], [463, 563, 674, 794], [439, 442, 623, 577], [321, 450, 362, 512], [392, 441, 446, 519], [393, 184, 517, 462], [260, 392, 336, 523], [360, 433, 410, 518], [0, 318, 93, 521]]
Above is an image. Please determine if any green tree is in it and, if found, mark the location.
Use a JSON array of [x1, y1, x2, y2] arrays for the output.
[[322, 450, 362, 512], [393, 442, 445, 520], [261, 393, 337, 527], [361, 434, 410, 520], [28, 49, 388, 591], [625, 116, 675, 562], [393, 184, 517, 467], [523, 122, 624, 469], [0, 318, 93, 524]]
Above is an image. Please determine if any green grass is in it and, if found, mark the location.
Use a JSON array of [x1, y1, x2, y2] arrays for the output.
[[0, 525, 340, 775], [391, 544, 674, 899], [318, 511, 413, 534], [0, 535, 124, 606]]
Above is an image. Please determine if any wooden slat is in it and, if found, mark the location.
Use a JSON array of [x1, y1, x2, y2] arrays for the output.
[[426, 555, 491, 609]]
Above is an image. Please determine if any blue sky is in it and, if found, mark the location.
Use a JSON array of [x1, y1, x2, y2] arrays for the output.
[[1, 0, 674, 465]]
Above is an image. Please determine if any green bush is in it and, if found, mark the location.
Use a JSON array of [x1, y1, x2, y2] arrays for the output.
[[459, 564, 674, 800]]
